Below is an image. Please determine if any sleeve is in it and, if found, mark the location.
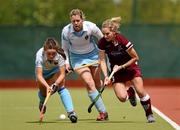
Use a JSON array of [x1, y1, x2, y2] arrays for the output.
[[35, 51, 43, 68], [58, 55, 65, 67], [91, 23, 103, 41], [61, 28, 70, 64], [118, 34, 133, 50], [98, 38, 105, 51]]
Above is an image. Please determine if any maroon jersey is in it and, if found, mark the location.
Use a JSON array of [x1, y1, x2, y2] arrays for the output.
[[98, 33, 134, 66], [98, 33, 142, 82]]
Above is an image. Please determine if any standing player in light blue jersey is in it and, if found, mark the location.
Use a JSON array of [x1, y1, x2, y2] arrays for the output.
[[35, 37, 77, 123], [61, 9, 108, 121]]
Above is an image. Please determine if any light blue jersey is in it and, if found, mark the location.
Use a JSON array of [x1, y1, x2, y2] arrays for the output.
[[61, 21, 103, 68], [35, 48, 65, 79]]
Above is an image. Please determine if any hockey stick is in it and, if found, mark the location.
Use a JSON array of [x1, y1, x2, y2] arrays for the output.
[[87, 70, 116, 113], [39, 91, 51, 122], [66, 61, 99, 75]]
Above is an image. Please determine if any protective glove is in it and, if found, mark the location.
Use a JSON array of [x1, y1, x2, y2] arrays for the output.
[[50, 83, 58, 95]]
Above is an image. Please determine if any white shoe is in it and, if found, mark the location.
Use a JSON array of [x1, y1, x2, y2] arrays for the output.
[[147, 114, 155, 123]]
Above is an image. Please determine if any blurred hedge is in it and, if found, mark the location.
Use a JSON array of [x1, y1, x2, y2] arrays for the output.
[[0, 0, 179, 26]]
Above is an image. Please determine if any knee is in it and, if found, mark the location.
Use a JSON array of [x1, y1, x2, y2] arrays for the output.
[[85, 79, 96, 90], [116, 94, 127, 102], [136, 89, 147, 98]]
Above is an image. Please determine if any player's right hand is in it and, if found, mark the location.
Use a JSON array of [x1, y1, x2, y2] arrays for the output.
[[65, 64, 72, 72], [46, 87, 52, 96], [104, 76, 111, 86]]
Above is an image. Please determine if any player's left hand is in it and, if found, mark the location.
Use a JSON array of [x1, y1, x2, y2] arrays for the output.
[[50, 83, 58, 95]]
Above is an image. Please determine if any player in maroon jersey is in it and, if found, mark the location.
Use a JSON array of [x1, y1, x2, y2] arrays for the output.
[[98, 17, 155, 123]]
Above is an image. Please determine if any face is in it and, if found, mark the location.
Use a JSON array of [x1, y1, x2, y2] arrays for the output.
[[45, 49, 57, 60], [70, 15, 83, 32], [102, 27, 115, 42]]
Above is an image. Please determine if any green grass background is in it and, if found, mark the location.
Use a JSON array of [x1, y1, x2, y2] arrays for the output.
[[0, 88, 174, 130]]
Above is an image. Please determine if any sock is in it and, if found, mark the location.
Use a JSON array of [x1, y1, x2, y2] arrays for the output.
[[38, 91, 45, 103], [58, 87, 74, 113], [140, 94, 153, 116], [126, 89, 132, 101], [96, 80, 104, 92], [127, 86, 134, 99], [88, 90, 106, 113]]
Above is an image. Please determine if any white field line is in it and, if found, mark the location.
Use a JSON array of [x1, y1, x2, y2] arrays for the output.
[[136, 94, 180, 130], [152, 106, 180, 130]]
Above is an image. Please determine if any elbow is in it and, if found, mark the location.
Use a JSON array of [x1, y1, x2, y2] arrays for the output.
[[133, 56, 139, 63], [135, 56, 139, 61], [61, 73, 66, 79], [36, 76, 41, 82]]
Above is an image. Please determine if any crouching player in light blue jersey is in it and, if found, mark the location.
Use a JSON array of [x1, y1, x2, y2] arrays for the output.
[[35, 37, 77, 123], [61, 9, 108, 121]]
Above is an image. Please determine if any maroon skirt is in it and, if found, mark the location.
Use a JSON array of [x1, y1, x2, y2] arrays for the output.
[[112, 64, 142, 83]]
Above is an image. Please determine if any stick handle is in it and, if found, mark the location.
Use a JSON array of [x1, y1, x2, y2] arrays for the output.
[[74, 61, 99, 70], [87, 70, 116, 113], [39, 91, 51, 122], [108, 69, 116, 80], [43, 92, 51, 106]]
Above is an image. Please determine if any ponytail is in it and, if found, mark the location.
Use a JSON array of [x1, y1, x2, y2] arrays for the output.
[[110, 16, 121, 30], [57, 48, 66, 60], [102, 16, 122, 32]]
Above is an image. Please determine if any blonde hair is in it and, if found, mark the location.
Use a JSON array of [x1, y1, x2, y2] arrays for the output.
[[102, 16, 122, 32], [69, 9, 85, 20]]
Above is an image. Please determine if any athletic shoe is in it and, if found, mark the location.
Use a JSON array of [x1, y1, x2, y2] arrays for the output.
[[147, 114, 155, 123], [128, 86, 137, 107], [96, 112, 108, 121], [68, 111, 78, 123], [39, 102, 46, 114]]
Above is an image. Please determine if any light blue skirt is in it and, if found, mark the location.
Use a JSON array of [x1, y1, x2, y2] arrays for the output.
[[43, 66, 59, 79], [69, 48, 99, 69]]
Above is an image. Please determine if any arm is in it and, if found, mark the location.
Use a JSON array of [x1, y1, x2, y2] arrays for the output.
[[114, 47, 139, 72], [61, 30, 71, 71], [99, 50, 111, 85], [99, 50, 108, 77], [124, 47, 139, 68], [54, 65, 66, 85], [91, 24, 103, 41], [36, 67, 51, 95]]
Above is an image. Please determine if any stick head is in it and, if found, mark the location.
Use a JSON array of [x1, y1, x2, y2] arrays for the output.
[[88, 107, 92, 113], [39, 113, 44, 122], [88, 101, 96, 113]]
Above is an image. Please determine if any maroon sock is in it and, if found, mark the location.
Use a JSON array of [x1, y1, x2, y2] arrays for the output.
[[140, 99, 153, 116], [127, 87, 134, 98]]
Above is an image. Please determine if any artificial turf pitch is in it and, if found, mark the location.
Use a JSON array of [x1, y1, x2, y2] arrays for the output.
[[0, 88, 174, 130]]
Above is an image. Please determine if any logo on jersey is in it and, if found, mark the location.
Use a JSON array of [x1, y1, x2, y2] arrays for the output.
[[85, 35, 89, 40], [44, 60, 58, 69], [54, 60, 58, 65]]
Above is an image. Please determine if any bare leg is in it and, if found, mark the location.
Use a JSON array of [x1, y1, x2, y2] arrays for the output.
[[132, 77, 155, 123]]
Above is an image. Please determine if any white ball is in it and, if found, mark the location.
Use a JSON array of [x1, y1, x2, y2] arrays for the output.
[[59, 114, 66, 120]]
